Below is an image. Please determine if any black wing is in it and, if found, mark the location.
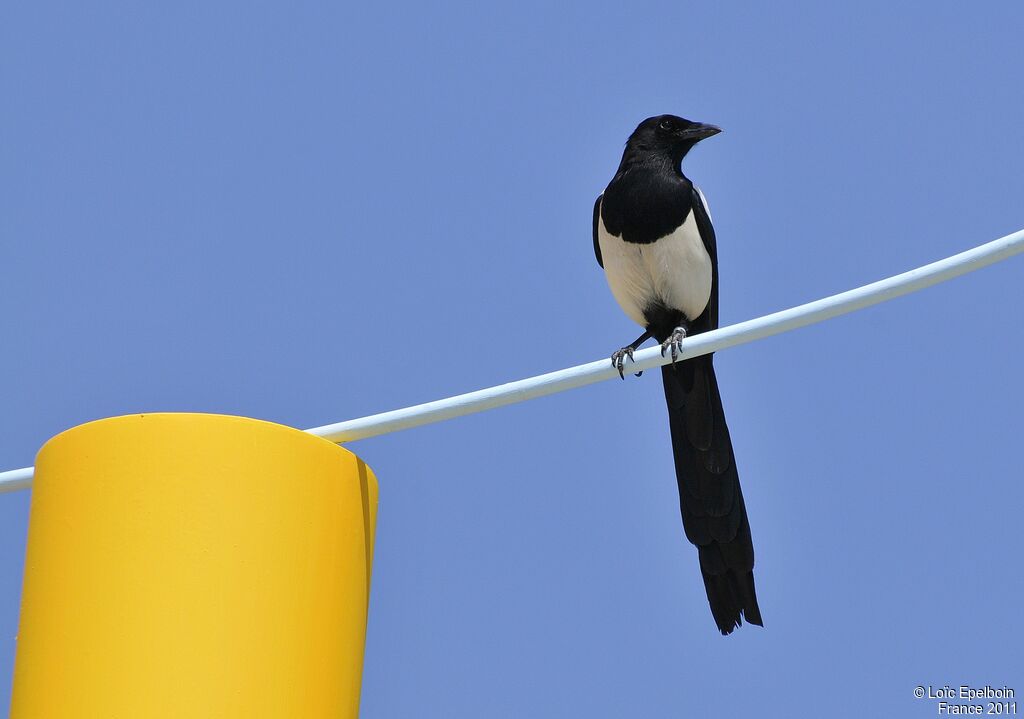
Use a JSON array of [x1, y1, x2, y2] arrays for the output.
[[592, 194, 603, 268], [689, 186, 718, 332]]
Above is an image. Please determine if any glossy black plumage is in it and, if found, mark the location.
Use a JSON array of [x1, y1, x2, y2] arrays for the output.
[[594, 115, 761, 634]]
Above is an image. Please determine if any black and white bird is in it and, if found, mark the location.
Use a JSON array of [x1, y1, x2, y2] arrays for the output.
[[593, 114, 762, 635]]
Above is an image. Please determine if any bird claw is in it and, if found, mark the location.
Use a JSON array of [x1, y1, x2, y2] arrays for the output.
[[610, 346, 635, 380], [660, 326, 687, 365]]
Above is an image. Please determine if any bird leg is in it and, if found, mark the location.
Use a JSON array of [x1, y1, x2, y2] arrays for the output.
[[660, 324, 689, 365], [611, 329, 653, 380]]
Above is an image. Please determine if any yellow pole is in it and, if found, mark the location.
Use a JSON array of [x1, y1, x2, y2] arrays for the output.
[[10, 413, 378, 718]]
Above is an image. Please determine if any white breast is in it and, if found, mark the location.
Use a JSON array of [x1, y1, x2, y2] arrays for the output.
[[597, 204, 712, 328]]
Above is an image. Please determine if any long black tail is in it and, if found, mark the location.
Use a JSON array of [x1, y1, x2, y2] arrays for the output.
[[662, 356, 762, 635]]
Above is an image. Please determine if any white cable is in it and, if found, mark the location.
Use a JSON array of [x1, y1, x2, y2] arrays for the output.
[[0, 467, 33, 494], [2, 227, 1022, 494]]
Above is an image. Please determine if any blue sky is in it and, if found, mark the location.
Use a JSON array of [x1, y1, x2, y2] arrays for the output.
[[2, 1, 1022, 715]]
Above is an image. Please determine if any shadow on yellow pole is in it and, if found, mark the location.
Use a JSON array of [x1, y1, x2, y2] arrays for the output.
[[11, 413, 377, 718]]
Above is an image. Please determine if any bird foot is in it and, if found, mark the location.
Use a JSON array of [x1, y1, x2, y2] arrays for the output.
[[660, 326, 688, 364], [610, 346, 642, 380]]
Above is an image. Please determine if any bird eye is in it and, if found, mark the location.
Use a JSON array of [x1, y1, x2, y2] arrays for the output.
[[659, 119, 675, 131]]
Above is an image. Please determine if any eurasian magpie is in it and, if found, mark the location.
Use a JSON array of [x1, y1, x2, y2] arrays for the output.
[[593, 115, 762, 635]]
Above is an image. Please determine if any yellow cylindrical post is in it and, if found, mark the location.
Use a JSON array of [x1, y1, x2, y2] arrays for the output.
[[10, 413, 378, 718]]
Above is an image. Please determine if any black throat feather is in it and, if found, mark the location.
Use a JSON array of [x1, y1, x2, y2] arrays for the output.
[[600, 154, 694, 245]]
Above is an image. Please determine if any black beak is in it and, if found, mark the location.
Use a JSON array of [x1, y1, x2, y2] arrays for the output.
[[680, 123, 722, 141]]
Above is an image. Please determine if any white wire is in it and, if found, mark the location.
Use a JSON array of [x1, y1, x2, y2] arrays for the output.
[[2, 227, 1022, 494], [0, 467, 33, 494]]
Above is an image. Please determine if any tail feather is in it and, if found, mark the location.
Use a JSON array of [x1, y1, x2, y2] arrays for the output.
[[662, 357, 762, 635]]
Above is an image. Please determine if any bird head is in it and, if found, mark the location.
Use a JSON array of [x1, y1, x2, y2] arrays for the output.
[[626, 114, 722, 163]]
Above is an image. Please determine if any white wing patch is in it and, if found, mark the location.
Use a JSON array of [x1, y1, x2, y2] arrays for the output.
[[694, 184, 713, 224], [597, 205, 713, 328]]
